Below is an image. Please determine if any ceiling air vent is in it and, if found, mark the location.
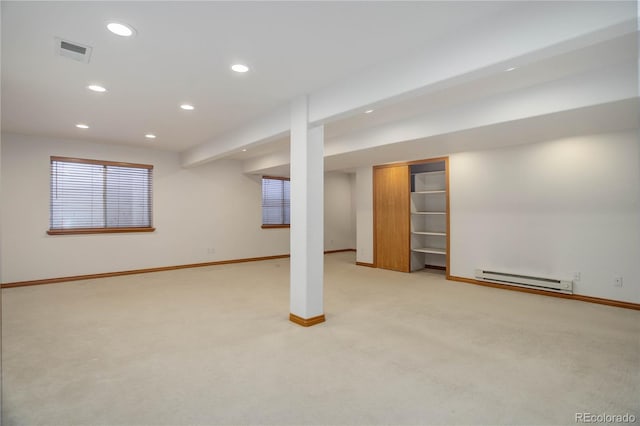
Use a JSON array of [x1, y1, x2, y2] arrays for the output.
[[55, 37, 92, 63]]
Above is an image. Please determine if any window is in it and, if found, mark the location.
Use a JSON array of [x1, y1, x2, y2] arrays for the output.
[[48, 156, 154, 235], [262, 176, 290, 228]]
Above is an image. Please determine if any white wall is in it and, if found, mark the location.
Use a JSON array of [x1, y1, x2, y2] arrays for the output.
[[355, 166, 374, 264], [354, 130, 640, 303], [324, 171, 356, 251], [450, 130, 639, 303], [1, 133, 355, 283]]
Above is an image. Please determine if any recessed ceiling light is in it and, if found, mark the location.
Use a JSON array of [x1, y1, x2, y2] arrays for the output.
[[241, 149, 247, 152], [505, 67, 516, 72], [145, 134, 156, 139], [76, 123, 89, 129], [180, 104, 195, 111], [107, 22, 135, 37], [87, 84, 107, 93], [365, 109, 374, 114], [231, 64, 249, 73]]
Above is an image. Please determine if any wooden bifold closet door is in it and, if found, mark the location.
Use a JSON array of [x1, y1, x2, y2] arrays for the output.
[[374, 165, 410, 272]]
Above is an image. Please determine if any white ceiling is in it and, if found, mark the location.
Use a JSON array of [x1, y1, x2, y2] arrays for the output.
[[2, 1, 638, 172], [229, 29, 639, 165], [1, 1, 524, 151]]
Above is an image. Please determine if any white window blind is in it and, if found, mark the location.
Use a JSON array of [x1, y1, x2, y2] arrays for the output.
[[262, 177, 290, 226], [50, 156, 153, 232]]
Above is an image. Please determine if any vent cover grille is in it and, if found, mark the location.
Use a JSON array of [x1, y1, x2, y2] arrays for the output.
[[55, 37, 92, 63]]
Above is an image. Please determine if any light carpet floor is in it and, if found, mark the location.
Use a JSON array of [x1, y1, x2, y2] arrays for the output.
[[2, 252, 639, 425]]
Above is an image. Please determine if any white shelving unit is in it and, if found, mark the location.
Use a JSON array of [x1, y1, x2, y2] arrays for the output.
[[410, 165, 447, 272]]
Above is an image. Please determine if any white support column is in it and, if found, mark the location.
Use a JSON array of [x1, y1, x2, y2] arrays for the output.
[[289, 95, 325, 326]]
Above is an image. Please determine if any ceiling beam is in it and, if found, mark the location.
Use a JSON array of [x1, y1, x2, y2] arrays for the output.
[[245, 99, 639, 177], [243, 62, 638, 175], [180, 104, 290, 167]]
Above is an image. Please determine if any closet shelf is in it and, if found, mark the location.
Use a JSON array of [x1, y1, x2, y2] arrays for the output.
[[412, 231, 446, 236], [412, 247, 446, 255], [412, 171, 445, 176], [412, 211, 446, 215]]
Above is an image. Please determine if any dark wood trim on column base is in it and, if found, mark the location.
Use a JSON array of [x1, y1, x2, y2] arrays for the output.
[[289, 313, 326, 327], [356, 261, 375, 268], [447, 275, 640, 311]]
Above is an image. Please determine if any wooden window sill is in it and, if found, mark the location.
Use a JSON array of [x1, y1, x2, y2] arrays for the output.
[[47, 227, 156, 235], [261, 224, 290, 229]]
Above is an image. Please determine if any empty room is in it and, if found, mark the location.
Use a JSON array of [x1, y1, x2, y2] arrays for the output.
[[1, 1, 639, 425]]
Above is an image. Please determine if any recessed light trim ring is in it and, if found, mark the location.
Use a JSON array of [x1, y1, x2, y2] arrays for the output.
[[107, 22, 136, 37], [231, 64, 249, 73], [87, 84, 107, 93]]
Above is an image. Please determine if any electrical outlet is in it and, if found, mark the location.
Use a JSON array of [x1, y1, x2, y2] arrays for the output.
[[207, 248, 215, 254], [573, 272, 581, 282], [614, 276, 623, 287]]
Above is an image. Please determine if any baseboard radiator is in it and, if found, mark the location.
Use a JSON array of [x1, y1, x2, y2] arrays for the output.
[[475, 269, 573, 294]]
